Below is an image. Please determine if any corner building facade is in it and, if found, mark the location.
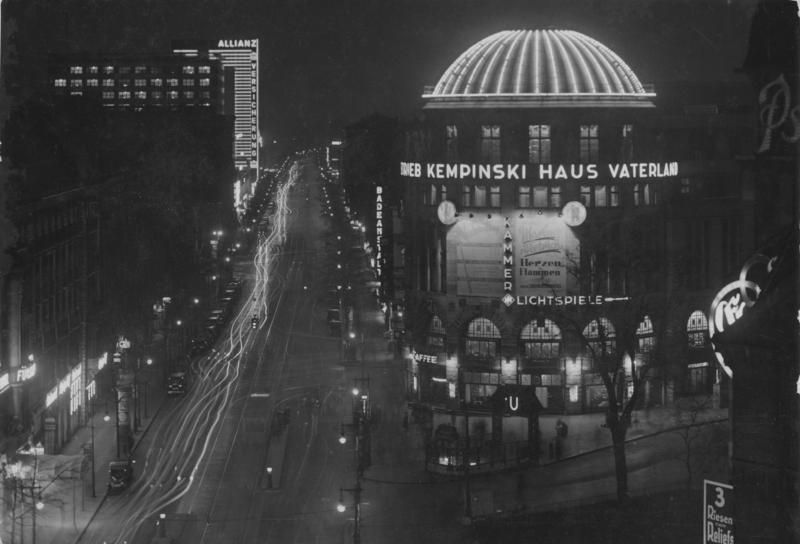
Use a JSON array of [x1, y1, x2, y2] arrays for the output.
[[400, 29, 754, 422]]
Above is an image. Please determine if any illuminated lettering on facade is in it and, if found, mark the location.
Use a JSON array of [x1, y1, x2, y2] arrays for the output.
[[502, 217, 514, 307], [399, 161, 679, 181], [709, 253, 776, 378], [375, 186, 384, 282], [216, 39, 257, 48], [757, 74, 800, 153], [412, 351, 437, 364], [16, 363, 36, 382], [515, 295, 605, 306]]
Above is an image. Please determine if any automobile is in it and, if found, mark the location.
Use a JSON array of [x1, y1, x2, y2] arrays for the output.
[[167, 371, 188, 395], [107, 459, 134, 494]]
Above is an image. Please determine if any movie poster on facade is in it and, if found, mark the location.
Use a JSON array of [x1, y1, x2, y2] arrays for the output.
[[514, 213, 580, 297], [446, 218, 505, 297]]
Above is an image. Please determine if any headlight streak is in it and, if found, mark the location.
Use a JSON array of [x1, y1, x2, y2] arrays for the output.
[[100, 162, 301, 544]]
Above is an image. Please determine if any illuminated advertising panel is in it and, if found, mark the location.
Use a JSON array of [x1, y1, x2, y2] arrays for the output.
[[446, 218, 505, 297], [514, 213, 579, 297]]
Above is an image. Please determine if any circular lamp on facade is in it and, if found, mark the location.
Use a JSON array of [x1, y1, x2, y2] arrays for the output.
[[561, 201, 587, 227]]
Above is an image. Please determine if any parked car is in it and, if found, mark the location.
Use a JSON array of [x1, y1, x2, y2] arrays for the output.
[[107, 459, 134, 494], [167, 371, 189, 396]]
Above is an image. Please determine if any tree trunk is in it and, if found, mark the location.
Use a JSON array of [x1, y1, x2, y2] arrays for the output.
[[611, 426, 629, 503]]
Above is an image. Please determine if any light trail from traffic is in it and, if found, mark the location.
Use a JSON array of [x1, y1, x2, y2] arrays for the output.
[[87, 162, 300, 544]]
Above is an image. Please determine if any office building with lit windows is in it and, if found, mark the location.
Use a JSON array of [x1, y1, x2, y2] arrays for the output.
[[396, 30, 755, 454], [51, 56, 226, 112]]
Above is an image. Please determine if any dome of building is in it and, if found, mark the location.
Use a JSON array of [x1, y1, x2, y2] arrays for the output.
[[424, 29, 654, 109]]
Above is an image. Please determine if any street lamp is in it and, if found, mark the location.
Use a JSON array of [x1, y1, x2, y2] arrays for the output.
[[336, 483, 363, 544]]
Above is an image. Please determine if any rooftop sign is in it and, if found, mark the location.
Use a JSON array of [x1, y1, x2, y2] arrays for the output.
[[399, 161, 679, 181]]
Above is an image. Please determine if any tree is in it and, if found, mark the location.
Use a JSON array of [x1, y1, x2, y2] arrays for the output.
[[672, 394, 728, 490]]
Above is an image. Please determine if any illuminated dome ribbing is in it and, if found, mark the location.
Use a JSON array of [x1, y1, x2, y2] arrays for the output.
[[424, 29, 655, 108]]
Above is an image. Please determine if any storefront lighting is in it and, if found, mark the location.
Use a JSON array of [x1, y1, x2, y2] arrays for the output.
[[352, 387, 359, 396]]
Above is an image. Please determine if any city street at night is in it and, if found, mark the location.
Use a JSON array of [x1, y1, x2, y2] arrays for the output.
[[0, 2, 797, 544]]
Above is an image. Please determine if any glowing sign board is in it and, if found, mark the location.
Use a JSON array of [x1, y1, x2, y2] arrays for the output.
[[399, 161, 679, 181], [704, 480, 734, 544], [709, 253, 775, 378]]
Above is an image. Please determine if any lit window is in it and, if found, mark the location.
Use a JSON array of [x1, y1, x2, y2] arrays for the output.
[[54, 79, 67, 87], [680, 177, 691, 194], [168, 90, 179, 99], [200, 91, 211, 99], [70, 79, 83, 88], [446, 125, 458, 162], [69, 66, 83, 74], [182, 65, 196, 74], [135, 91, 147, 99], [182, 78, 195, 87], [583, 317, 616, 359], [118, 91, 131, 99], [489, 186, 500, 208], [102, 79, 114, 87], [594, 185, 607, 207], [167, 78, 179, 87], [135, 66, 147, 74], [580, 185, 592, 207], [135, 79, 147, 87], [550, 185, 562, 208], [528, 124, 551, 163], [102, 91, 114, 99], [521, 319, 561, 360], [87, 66, 99, 74], [118, 79, 130, 88], [103, 66, 114, 74], [465, 317, 500, 359], [579, 124, 599, 162], [151, 78, 163, 87], [461, 185, 472, 208], [474, 185, 487, 207], [636, 315, 655, 354], [480, 125, 501, 162], [198, 65, 211, 74], [184, 91, 195, 99], [518, 185, 531, 208], [86, 79, 99, 87], [533, 186, 548, 208], [199, 78, 210, 87], [634, 183, 655, 206], [687, 311, 708, 347], [151, 91, 163, 100], [609, 185, 620, 207]]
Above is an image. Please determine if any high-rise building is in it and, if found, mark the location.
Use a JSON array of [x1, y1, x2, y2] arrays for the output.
[[173, 39, 260, 179]]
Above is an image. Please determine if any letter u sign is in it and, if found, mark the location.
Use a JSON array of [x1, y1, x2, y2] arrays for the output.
[[507, 395, 519, 412]]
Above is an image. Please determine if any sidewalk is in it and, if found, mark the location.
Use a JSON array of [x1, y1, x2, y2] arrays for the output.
[[26, 362, 168, 544]]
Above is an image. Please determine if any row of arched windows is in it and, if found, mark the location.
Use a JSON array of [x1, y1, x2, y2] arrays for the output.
[[428, 311, 710, 358]]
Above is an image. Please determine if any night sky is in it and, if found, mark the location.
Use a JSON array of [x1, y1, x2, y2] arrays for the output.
[[11, 0, 759, 153]]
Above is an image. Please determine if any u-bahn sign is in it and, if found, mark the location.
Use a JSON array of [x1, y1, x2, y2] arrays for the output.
[[491, 385, 541, 416], [709, 253, 776, 378]]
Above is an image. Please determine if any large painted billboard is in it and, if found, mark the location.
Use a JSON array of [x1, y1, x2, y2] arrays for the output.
[[446, 213, 580, 298]]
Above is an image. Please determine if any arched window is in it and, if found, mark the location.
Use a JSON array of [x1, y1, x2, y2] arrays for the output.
[[687, 310, 709, 348], [520, 319, 561, 360], [582, 317, 616, 357], [636, 315, 655, 353], [428, 315, 446, 348], [465, 318, 500, 359]]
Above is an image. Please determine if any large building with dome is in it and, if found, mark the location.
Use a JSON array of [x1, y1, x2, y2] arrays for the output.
[[388, 28, 757, 461]]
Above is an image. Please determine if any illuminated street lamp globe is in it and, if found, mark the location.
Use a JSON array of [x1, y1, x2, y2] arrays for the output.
[[352, 387, 359, 397], [337, 502, 346, 513]]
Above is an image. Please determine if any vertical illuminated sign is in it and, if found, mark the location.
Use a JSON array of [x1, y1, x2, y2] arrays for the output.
[[502, 217, 514, 306], [375, 186, 383, 282], [193, 39, 260, 174]]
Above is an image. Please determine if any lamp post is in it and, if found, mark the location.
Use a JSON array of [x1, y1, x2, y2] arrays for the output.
[[87, 398, 109, 498], [337, 483, 363, 544]]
